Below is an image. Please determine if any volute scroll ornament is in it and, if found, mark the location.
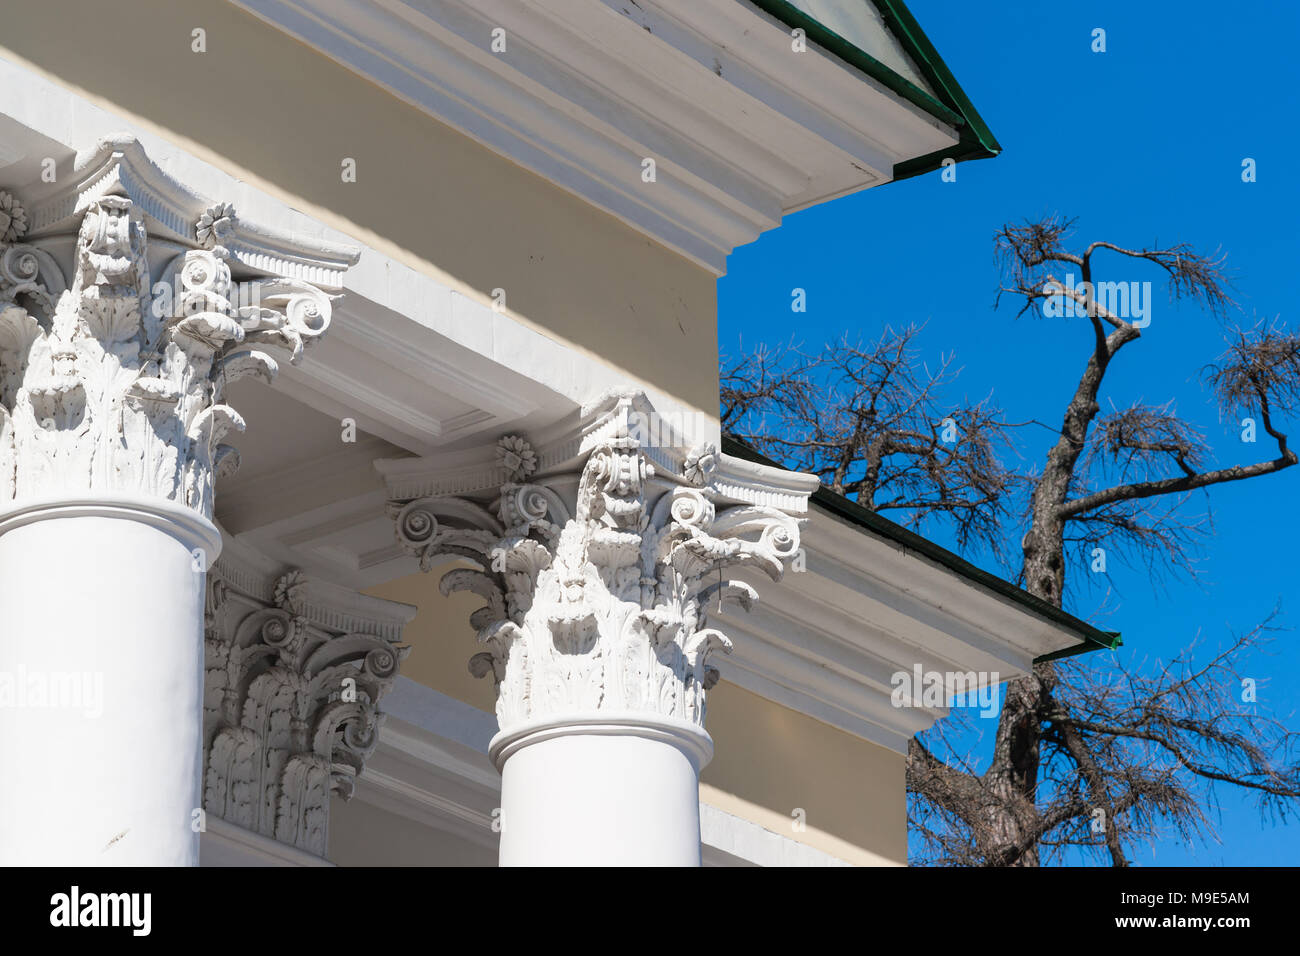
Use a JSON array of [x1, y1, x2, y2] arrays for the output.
[[386, 395, 804, 736], [0, 184, 338, 515], [203, 558, 413, 856]]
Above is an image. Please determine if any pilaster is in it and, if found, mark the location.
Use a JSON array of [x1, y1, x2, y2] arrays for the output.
[[203, 540, 415, 856]]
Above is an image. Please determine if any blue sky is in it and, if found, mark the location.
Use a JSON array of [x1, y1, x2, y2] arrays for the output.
[[718, 0, 1300, 865]]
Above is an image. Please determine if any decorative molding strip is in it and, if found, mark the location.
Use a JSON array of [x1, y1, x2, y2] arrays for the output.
[[229, 0, 959, 273], [26, 135, 360, 288], [202, 540, 416, 857], [376, 390, 820, 505], [200, 815, 336, 867], [699, 803, 853, 868]]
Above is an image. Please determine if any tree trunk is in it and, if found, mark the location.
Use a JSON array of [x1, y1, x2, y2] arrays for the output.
[[979, 320, 1135, 865]]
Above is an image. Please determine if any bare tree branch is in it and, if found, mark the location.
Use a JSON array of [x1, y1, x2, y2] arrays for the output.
[[733, 215, 1300, 866], [722, 325, 1022, 557]]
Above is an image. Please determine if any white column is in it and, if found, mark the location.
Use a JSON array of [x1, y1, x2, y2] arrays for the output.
[[494, 716, 711, 866], [385, 395, 810, 866], [0, 496, 220, 865], [0, 184, 341, 865]]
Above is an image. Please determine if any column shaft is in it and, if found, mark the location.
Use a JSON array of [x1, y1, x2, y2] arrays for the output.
[[0, 497, 219, 865], [495, 718, 710, 866]]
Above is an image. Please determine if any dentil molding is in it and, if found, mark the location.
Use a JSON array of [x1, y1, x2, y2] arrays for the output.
[[379, 391, 818, 750], [0, 136, 360, 518]]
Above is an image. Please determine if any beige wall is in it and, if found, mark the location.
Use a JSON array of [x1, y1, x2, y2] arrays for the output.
[[329, 795, 493, 867], [373, 567, 499, 716], [702, 681, 906, 866], [0, 0, 720, 415], [367, 570, 907, 866]]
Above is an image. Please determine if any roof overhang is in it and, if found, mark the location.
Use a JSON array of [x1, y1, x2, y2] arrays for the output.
[[748, 0, 1001, 180], [228, 0, 991, 273], [713, 438, 1120, 751], [715, 500, 1120, 753]]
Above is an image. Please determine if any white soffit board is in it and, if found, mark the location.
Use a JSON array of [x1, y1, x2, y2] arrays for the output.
[[227, 0, 961, 273], [714, 504, 1104, 753]]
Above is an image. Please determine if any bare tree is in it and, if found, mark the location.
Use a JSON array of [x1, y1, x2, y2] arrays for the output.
[[721, 327, 1019, 557], [723, 216, 1300, 866], [908, 610, 1300, 865]]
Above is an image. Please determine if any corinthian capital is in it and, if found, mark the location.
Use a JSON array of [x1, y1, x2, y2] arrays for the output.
[[380, 392, 815, 745], [203, 540, 415, 855], [0, 137, 359, 518]]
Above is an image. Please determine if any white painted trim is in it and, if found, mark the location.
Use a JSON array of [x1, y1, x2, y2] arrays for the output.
[[226, 0, 960, 274], [700, 804, 851, 867], [711, 501, 1091, 755]]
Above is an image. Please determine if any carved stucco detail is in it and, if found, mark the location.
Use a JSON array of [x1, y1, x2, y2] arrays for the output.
[[496, 433, 537, 482], [195, 201, 237, 250], [388, 396, 802, 733], [203, 562, 412, 856], [0, 189, 334, 516], [0, 191, 28, 244]]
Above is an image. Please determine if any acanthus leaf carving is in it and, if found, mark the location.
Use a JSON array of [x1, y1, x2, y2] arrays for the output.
[[387, 400, 804, 736], [0, 190, 28, 244], [202, 558, 412, 857], [0, 181, 339, 517]]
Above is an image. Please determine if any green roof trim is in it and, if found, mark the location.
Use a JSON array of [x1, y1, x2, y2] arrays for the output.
[[746, 0, 1002, 181], [722, 436, 1121, 662]]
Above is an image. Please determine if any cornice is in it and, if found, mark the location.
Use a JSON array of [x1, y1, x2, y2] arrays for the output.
[[228, 0, 960, 274], [376, 389, 820, 509], [214, 532, 418, 642], [23, 134, 360, 288]]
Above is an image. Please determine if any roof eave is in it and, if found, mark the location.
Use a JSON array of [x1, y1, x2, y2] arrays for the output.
[[721, 436, 1122, 661], [746, 0, 1002, 180]]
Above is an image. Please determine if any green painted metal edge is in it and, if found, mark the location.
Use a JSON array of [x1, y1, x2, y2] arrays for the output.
[[722, 436, 1121, 661], [874, 0, 1002, 180], [745, 0, 1002, 181], [1035, 633, 1125, 664]]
